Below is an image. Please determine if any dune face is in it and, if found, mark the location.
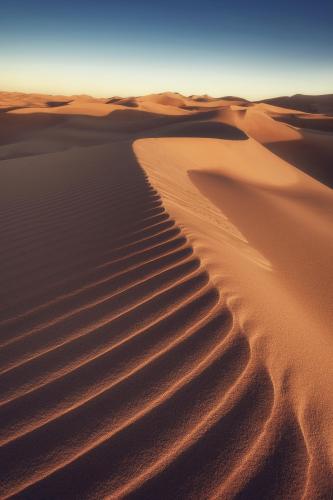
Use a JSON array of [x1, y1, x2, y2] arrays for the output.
[[259, 93, 333, 114], [0, 91, 332, 499]]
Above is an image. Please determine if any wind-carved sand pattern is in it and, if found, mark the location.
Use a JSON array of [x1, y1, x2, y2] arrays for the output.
[[0, 156, 309, 500], [0, 91, 332, 498]]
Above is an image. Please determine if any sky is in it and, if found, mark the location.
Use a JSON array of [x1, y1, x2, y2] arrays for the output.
[[1, 0, 332, 99]]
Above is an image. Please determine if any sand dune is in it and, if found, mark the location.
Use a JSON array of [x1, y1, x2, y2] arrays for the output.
[[259, 93, 333, 114], [0, 91, 332, 498]]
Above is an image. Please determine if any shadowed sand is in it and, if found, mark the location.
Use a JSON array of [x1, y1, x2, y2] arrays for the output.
[[0, 91, 332, 499]]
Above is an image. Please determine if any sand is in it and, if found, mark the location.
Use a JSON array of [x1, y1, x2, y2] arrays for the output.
[[0, 91, 332, 499]]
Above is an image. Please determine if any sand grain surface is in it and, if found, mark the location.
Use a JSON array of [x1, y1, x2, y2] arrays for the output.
[[0, 91, 332, 499]]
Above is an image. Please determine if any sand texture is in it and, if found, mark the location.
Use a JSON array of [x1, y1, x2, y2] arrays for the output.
[[0, 91, 332, 499]]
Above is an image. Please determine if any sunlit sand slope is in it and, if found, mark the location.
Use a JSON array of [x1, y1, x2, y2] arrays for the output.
[[0, 92, 332, 498]]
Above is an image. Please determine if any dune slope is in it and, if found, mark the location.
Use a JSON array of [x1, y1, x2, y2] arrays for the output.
[[0, 92, 332, 499]]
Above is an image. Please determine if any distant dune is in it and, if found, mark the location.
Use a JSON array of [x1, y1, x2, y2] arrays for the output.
[[258, 93, 333, 114], [0, 91, 106, 114], [0, 90, 332, 499]]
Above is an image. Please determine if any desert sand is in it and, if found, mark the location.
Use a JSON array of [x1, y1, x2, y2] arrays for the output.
[[0, 90, 332, 499]]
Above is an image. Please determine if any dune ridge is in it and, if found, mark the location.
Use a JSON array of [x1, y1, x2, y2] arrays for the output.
[[0, 144, 254, 499], [0, 91, 332, 498]]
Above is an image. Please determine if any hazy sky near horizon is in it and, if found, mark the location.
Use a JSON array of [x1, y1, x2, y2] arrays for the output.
[[1, 0, 332, 99]]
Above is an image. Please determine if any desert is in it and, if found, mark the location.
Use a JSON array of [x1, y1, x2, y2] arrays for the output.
[[0, 90, 332, 498]]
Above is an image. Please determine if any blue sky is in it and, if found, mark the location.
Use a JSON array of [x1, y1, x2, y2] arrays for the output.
[[1, 0, 332, 99]]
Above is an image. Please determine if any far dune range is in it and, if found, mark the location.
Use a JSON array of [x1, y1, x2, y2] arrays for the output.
[[0, 90, 332, 499]]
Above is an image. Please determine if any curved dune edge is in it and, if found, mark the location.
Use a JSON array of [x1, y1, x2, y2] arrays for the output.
[[0, 158, 312, 499], [134, 136, 333, 499], [0, 142, 263, 499], [0, 143, 281, 500], [0, 92, 332, 498]]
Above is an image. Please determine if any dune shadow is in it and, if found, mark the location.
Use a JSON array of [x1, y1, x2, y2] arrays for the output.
[[258, 94, 333, 114], [46, 101, 72, 108], [188, 168, 332, 318], [106, 109, 248, 140], [0, 106, 25, 114], [143, 119, 248, 140], [0, 112, 66, 146], [265, 138, 333, 188], [0, 107, 248, 148], [273, 114, 333, 132], [106, 98, 139, 108]]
